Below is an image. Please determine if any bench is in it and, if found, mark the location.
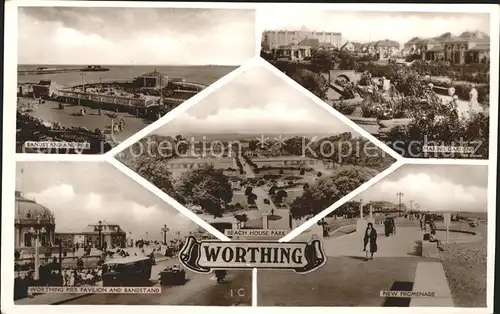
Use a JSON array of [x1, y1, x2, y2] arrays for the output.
[[410, 262, 454, 307]]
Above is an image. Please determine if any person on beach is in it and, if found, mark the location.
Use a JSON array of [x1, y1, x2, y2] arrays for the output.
[[363, 222, 378, 260]]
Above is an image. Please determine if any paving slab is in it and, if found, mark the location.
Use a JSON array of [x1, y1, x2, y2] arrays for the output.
[[410, 261, 454, 307]]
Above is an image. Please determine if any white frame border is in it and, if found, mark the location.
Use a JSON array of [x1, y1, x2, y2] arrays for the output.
[[2, 2, 498, 314]]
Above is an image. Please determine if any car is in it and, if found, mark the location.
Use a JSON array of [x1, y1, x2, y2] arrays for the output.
[[158, 264, 186, 286]]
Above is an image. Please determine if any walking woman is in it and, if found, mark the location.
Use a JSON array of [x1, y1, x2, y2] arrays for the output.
[[363, 222, 378, 261]]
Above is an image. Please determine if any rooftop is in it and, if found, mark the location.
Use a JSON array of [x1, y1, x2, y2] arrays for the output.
[[15, 191, 55, 224], [139, 70, 167, 78], [469, 42, 490, 51]]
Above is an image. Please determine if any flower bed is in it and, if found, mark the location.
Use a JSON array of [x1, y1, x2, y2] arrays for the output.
[[355, 61, 489, 84]]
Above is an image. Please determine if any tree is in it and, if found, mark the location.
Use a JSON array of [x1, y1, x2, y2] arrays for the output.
[[303, 183, 310, 191], [336, 51, 356, 70], [133, 156, 176, 196], [290, 166, 378, 219], [274, 189, 288, 204], [175, 165, 233, 218], [248, 140, 259, 151], [264, 198, 270, 205], [247, 193, 257, 205], [174, 135, 189, 156], [317, 171, 323, 177], [311, 49, 335, 72], [245, 186, 253, 196], [234, 213, 249, 228], [269, 185, 277, 195], [289, 68, 328, 99], [299, 168, 306, 175]]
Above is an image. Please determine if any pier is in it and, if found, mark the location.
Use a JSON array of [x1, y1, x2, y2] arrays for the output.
[[18, 68, 83, 76]]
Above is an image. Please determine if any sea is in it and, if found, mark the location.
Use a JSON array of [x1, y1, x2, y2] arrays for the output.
[[17, 64, 237, 87]]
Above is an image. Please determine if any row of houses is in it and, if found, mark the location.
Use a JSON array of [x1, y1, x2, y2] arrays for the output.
[[402, 31, 490, 64], [337, 31, 490, 64], [263, 29, 489, 65]]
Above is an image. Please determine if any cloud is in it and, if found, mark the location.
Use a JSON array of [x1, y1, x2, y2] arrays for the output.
[[259, 10, 490, 46], [17, 162, 199, 240], [156, 65, 355, 135], [161, 102, 350, 135], [18, 8, 255, 65], [53, 27, 113, 47], [357, 165, 488, 212], [25, 187, 198, 240]]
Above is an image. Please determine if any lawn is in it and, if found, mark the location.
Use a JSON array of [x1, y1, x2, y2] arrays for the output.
[[255, 169, 303, 177], [440, 223, 488, 307], [282, 189, 303, 204], [257, 257, 420, 306]]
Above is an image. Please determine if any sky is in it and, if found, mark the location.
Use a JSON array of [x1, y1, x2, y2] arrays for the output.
[[15, 162, 198, 240], [156, 65, 356, 136], [18, 7, 255, 65], [259, 10, 490, 47], [356, 165, 488, 212]]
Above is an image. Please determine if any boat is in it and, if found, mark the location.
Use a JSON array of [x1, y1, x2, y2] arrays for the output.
[[36, 67, 57, 71], [81, 65, 110, 72]]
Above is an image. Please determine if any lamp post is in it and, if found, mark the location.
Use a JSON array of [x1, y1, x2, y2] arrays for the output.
[[94, 220, 103, 250], [397, 192, 404, 216], [78, 72, 86, 106], [28, 215, 46, 281], [161, 225, 169, 246], [56, 239, 62, 276]]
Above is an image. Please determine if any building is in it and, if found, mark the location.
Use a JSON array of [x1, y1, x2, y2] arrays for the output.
[[443, 31, 490, 64], [56, 221, 127, 249], [340, 41, 362, 53], [263, 28, 342, 50], [165, 157, 237, 178], [403, 31, 490, 64], [272, 37, 319, 61], [250, 156, 320, 168], [133, 70, 169, 90], [55, 233, 86, 247], [361, 40, 400, 59], [402, 37, 424, 56], [14, 191, 56, 250], [17, 81, 62, 99]]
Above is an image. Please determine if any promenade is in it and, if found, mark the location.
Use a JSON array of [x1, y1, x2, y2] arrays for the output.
[[256, 220, 486, 307]]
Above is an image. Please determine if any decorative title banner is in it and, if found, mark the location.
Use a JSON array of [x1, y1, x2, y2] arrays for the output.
[[179, 236, 326, 274]]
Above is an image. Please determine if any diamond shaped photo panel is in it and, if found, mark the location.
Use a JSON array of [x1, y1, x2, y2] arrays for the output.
[[116, 63, 397, 241]]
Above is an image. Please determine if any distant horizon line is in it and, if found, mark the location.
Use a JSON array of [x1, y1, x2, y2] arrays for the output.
[[17, 63, 240, 67]]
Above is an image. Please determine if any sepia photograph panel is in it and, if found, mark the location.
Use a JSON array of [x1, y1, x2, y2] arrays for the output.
[[116, 64, 396, 241], [17, 7, 255, 154], [257, 164, 488, 307], [14, 162, 252, 306], [260, 10, 491, 159]]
